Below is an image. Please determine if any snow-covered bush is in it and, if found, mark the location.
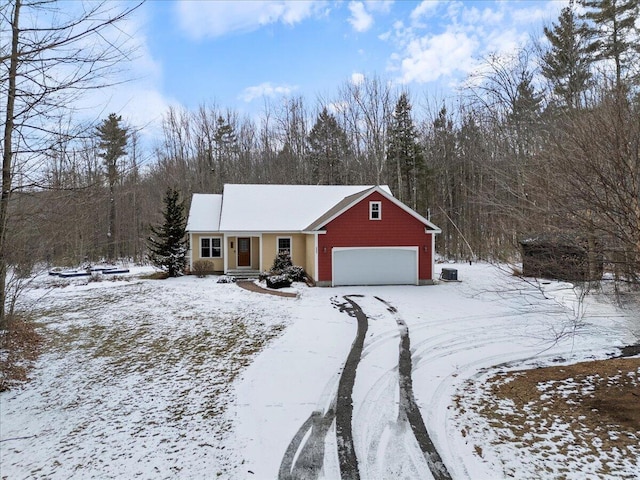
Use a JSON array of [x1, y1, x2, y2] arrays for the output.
[[217, 275, 236, 284], [266, 274, 292, 289], [264, 252, 306, 285], [259, 271, 271, 282], [271, 251, 292, 273], [283, 265, 306, 282]]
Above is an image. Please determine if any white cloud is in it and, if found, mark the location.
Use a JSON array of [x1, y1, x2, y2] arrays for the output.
[[366, 0, 393, 14], [327, 101, 349, 115], [348, 2, 374, 32], [511, 1, 559, 25], [239, 82, 297, 102], [176, 0, 325, 39], [386, 1, 565, 88], [351, 72, 365, 85], [482, 28, 529, 58], [410, 0, 440, 23], [398, 30, 479, 84], [460, 6, 504, 26]]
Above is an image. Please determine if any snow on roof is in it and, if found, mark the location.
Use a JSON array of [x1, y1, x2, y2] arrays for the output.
[[186, 194, 222, 231], [218, 184, 391, 232]]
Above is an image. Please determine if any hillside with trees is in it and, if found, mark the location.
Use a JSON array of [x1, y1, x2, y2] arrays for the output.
[[2, 0, 639, 326]]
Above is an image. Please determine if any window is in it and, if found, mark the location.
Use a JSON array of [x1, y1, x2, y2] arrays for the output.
[[277, 237, 292, 256], [200, 237, 221, 258], [369, 201, 381, 220]]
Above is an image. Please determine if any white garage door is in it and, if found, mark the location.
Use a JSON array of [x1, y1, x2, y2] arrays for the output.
[[332, 247, 418, 286]]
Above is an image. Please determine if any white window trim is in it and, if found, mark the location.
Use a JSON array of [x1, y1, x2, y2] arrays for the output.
[[200, 236, 222, 258], [369, 201, 382, 220], [277, 236, 293, 257]]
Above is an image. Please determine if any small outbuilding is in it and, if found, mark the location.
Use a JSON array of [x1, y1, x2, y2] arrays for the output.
[[519, 234, 603, 282]]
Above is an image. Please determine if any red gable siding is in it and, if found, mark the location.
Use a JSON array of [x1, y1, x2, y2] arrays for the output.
[[317, 191, 433, 282]]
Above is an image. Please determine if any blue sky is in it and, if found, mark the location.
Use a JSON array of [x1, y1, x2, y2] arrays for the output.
[[95, 0, 567, 142]]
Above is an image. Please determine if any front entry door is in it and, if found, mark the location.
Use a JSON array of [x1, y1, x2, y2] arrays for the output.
[[238, 237, 251, 267]]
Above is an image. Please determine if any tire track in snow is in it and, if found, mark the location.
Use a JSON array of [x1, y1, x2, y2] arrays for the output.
[[375, 296, 452, 480], [334, 296, 368, 480], [278, 407, 336, 480], [282, 295, 529, 480], [278, 295, 367, 480], [351, 302, 566, 478]]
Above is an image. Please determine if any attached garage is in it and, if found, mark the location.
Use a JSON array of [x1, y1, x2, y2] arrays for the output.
[[332, 247, 419, 286]]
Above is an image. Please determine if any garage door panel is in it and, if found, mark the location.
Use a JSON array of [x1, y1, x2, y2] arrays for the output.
[[333, 247, 418, 286]]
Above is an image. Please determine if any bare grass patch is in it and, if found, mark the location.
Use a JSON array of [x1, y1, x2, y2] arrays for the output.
[[0, 316, 43, 392], [455, 357, 640, 478], [1, 280, 289, 478]]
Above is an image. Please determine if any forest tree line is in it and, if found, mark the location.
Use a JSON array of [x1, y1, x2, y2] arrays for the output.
[[2, 0, 639, 324]]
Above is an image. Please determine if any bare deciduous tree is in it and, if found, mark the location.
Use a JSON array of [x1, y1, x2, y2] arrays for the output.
[[1, 0, 141, 327]]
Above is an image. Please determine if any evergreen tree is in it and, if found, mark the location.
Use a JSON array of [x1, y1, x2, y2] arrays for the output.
[[387, 93, 423, 207], [508, 72, 542, 197], [307, 107, 350, 184], [213, 115, 238, 188], [96, 113, 128, 260], [509, 73, 543, 126], [541, 5, 592, 108], [580, 0, 639, 88], [148, 188, 187, 277]]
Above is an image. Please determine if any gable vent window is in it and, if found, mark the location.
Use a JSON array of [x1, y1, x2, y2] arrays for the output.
[[369, 201, 382, 220]]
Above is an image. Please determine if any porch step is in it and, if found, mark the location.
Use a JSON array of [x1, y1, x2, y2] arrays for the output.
[[226, 269, 261, 280]]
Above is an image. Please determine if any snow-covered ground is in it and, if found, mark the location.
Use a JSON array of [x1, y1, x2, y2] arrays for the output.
[[1, 264, 638, 479]]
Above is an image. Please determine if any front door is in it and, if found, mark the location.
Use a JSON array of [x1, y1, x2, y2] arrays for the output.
[[238, 237, 251, 267]]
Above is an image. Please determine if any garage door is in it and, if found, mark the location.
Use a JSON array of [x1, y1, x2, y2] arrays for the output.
[[332, 247, 418, 286]]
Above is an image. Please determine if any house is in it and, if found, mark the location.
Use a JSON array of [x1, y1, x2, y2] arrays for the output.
[[186, 184, 441, 286]]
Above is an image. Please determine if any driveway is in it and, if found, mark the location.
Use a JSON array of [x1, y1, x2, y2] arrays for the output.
[[231, 264, 630, 479]]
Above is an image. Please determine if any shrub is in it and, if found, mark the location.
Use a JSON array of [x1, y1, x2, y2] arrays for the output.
[[266, 252, 305, 285], [271, 251, 292, 273], [193, 260, 215, 278], [259, 271, 271, 282], [266, 274, 292, 289], [217, 275, 236, 284], [284, 265, 306, 282], [140, 271, 169, 280]]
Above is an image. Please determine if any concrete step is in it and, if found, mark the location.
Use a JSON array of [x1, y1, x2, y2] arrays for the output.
[[226, 269, 261, 280]]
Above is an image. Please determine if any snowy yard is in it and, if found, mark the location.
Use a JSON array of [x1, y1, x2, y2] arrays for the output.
[[1, 264, 638, 479]]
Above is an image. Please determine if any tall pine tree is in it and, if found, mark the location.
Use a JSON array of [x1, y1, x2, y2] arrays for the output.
[[307, 107, 350, 184], [387, 93, 423, 208], [580, 0, 639, 88], [96, 113, 128, 261], [213, 114, 237, 188], [541, 5, 592, 108], [148, 188, 187, 277]]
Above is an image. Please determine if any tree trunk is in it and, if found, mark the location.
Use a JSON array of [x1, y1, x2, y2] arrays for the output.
[[108, 181, 116, 261], [0, 0, 21, 328]]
